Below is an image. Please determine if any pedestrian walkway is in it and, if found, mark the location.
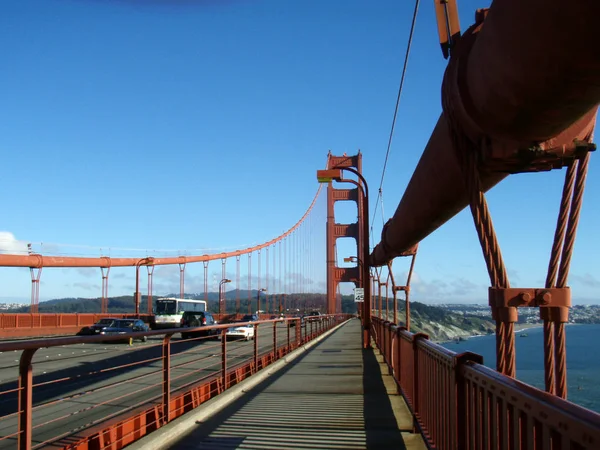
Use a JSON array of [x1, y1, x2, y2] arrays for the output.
[[167, 318, 424, 449]]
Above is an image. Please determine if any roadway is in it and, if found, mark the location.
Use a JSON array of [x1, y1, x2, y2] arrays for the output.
[[166, 318, 418, 450], [0, 322, 301, 449]]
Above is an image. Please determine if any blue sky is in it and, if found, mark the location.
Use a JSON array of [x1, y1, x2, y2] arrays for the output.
[[1, 0, 599, 305]]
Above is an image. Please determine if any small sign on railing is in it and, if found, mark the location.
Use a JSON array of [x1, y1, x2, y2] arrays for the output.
[[354, 288, 364, 302]]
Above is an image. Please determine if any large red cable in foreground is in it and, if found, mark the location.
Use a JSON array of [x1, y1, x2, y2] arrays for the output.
[[370, 0, 600, 266]]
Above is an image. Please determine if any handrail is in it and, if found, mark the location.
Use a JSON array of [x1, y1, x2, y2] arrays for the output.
[[0, 315, 327, 352], [1, 313, 350, 450], [370, 316, 600, 450]]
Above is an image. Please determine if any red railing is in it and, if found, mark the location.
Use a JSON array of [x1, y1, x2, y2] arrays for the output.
[[371, 316, 600, 449], [0, 313, 154, 329], [0, 313, 296, 339], [0, 314, 349, 450], [0, 313, 155, 338]]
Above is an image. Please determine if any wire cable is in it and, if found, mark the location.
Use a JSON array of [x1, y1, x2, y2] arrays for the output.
[[370, 0, 422, 230]]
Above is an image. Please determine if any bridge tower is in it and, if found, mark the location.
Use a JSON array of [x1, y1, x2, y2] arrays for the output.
[[325, 152, 364, 314]]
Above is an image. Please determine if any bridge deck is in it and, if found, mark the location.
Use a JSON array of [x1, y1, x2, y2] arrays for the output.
[[163, 318, 423, 450]]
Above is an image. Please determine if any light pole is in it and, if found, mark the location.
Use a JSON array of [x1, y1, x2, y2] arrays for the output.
[[219, 278, 231, 315], [317, 167, 371, 348], [256, 288, 267, 315], [281, 293, 287, 315], [344, 256, 364, 318], [134, 257, 154, 317]]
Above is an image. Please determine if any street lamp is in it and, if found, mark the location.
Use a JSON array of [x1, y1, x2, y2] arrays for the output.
[[134, 257, 154, 317], [219, 278, 231, 315], [317, 167, 371, 348], [256, 288, 267, 315], [344, 256, 364, 318]]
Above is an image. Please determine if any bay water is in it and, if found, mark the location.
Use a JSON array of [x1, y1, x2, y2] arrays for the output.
[[441, 324, 600, 413]]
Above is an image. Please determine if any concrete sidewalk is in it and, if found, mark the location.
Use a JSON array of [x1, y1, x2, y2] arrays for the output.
[[165, 318, 422, 449]]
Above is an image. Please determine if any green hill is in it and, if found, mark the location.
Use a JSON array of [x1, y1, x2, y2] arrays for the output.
[[10, 292, 359, 315]]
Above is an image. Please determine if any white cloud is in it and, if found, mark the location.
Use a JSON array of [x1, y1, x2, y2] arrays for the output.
[[0, 232, 29, 255], [72, 282, 101, 292], [571, 273, 600, 288], [75, 268, 97, 278], [390, 270, 485, 304]]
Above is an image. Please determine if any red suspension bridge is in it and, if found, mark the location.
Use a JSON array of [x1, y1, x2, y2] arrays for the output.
[[1, 0, 600, 449]]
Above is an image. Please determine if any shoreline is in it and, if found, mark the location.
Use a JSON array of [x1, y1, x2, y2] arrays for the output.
[[437, 322, 582, 344]]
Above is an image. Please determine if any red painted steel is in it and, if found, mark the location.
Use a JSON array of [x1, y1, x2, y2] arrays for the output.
[[146, 265, 154, 315], [0, 315, 348, 450], [370, 0, 600, 265], [372, 317, 600, 449], [0, 186, 323, 269], [101, 266, 110, 314], [320, 159, 372, 347], [0, 313, 153, 339], [29, 268, 41, 315], [178, 261, 185, 300], [324, 153, 364, 315]]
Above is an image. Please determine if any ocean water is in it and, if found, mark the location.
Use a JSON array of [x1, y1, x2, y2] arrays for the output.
[[441, 324, 600, 413]]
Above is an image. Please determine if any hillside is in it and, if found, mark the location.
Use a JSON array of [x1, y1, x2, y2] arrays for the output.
[[8, 292, 359, 315], [7, 294, 496, 341], [390, 302, 495, 342]]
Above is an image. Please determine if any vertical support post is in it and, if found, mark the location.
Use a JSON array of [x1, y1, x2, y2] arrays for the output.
[[326, 181, 336, 314], [412, 333, 427, 433], [18, 348, 36, 450], [266, 247, 270, 317], [236, 255, 241, 315], [406, 253, 417, 331], [405, 288, 411, 331], [278, 241, 282, 314], [257, 249, 261, 310], [147, 265, 154, 315], [179, 261, 186, 300], [295, 318, 301, 347], [302, 316, 306, 343], [221, 258, 227, 315], [392, 289, 398, 324], [221, 329, 227, 390], [256, 289, 265, 315], [273, 321, 277, 360], [254, 323, 259, 372], [378, 281, 382, 319], [396, 327, 402, 388], [134, 263, 141, 317], [162, 335, 172, 424], [29, 267, 42, 315], [247, 253, 252, 314], [381, 319, 386, 362], [203, 261, 209, 302], [371, 274, 376, 319], [384, 282, 389, 320], [101, 265, 110, 314], [287, 319, 291, 353]]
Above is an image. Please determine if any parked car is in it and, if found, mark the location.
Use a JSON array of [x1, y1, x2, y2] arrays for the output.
[[226, 323, 255, 341], [180, 311, 218, 339], [99, 319, 149, 342], [76, 318, 119, 336]]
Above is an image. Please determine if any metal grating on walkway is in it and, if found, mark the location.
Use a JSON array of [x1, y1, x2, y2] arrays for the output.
[[168, 319, 409, 449]]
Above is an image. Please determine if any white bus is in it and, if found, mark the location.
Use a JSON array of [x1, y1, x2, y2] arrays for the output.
[[152, 298, 208, 329]]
